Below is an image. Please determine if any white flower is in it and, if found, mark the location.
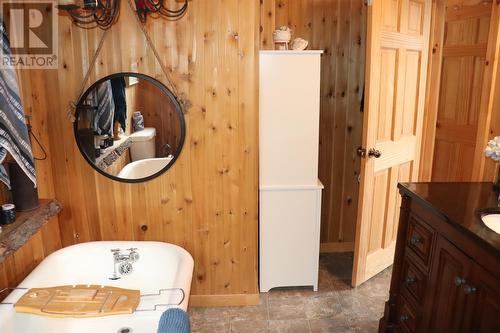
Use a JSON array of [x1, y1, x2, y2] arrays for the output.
[[485, 136, 500, 162]]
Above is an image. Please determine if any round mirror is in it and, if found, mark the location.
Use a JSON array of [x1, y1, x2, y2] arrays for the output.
[[74, 73, 185, 182]]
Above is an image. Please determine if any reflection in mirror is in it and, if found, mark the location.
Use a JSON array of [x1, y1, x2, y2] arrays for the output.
[[74, 73, 185, 182]]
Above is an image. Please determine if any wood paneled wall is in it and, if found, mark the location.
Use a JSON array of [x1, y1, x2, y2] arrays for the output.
[[15, 0, 259, 300], [0, 217, 62, 301], [260, 0, 367, 249], [134, 80, 181, 156]]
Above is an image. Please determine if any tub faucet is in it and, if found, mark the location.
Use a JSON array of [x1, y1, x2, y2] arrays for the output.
[[112, 248, 140, 263], [109, 248, 140, 280]]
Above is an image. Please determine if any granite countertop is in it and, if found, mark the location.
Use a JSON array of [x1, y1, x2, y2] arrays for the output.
[[399, 182, 500, 256], [0, 199, 62, 264]]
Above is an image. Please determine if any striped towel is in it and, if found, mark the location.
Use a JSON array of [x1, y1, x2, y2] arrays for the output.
[[0, 19, 36, 189], [92, 81, 115, 136]]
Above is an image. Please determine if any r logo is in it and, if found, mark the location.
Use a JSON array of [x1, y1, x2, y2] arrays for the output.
[[1, 1, 58, 69]]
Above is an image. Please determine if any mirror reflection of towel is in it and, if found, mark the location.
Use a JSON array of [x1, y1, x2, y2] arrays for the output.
[[0, 19, 36, 189], [92, 81, 115, 136], [111, 77, 127, 131]]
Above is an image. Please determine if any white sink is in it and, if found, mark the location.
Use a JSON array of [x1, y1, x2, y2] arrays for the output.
[[481, 214, 500, 234], [117, 157, 173, 179]]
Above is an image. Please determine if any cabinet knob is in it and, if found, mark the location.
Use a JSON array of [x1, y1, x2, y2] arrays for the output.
[[410, 235, 421, 245], [400, 314, 410, 322], [141, 225, 148, 232], [405, 276, 416, 284], [454, 276, 466, 286], [463, 285, 477, 295]]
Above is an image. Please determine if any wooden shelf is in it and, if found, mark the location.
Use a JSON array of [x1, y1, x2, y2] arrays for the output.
[[0, 199, 62, 265]]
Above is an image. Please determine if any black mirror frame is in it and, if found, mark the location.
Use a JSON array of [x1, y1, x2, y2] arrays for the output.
[[73, 72, 186, 183]]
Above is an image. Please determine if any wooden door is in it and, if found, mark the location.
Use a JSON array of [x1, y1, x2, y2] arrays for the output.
[[431, 0, 493, 181], [352, 0, 432, 286], [423, 236, 471, 332]]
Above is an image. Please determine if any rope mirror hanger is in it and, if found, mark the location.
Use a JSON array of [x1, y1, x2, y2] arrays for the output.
[[66, 0, 187, 123]]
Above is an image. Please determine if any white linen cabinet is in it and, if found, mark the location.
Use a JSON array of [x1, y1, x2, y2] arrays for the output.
[[259, 51, 324, 292]]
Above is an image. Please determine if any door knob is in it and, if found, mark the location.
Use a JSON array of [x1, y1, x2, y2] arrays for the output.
[[406, 276, 416, 284], [410, 235, 421, 245], [368, 148, 382, 158], [357, 147, 382, 158]]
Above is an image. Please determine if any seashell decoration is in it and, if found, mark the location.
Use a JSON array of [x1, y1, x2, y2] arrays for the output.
[[273, 26, 292, 50], [290, 38, 309, 51]]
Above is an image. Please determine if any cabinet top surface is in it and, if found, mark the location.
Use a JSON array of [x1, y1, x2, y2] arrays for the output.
[[399, 182, 500, 255]]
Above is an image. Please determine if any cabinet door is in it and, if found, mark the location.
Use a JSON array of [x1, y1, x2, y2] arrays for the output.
[[461, 263, 500, 333], [424, 236, 470, 333]]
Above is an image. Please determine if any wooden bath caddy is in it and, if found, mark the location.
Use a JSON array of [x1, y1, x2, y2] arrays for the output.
[[14, 285, 141, 318]]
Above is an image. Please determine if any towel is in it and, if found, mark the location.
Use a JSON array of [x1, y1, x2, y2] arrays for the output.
[[110, 77, 127, 131], [157, 308, 191, 333], [90, 81, 115, 136], [0, 18, 36, 189], [133, 111, 145, 132]]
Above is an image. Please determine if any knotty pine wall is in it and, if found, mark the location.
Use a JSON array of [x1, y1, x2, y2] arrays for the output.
[[15, 1, 260, 299], [260, 0, 367, 250], [6, 0, 368, 299], [0, 217, 62, 300]]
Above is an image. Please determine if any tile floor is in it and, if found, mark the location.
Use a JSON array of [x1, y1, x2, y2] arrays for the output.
[[188, 252, 392, 333]]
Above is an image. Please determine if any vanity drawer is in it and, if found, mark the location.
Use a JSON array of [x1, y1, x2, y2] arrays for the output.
[[396, 295, 420, 333], [400, 257, 427, 305], [406, 214, 435, 268]]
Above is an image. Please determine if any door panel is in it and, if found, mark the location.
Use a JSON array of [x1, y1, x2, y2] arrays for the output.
[[462, 263, 500, 333], [352, 0, 432, 286], [432, 0, 492, 181], [424, 236, 471, 333]]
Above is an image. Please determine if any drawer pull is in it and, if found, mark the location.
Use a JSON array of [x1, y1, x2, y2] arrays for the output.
[[405, 276, 416, 284], [454, 276, 466, 286], [410, 235, 421, 245], [463, 285, 477, 295], [400, 314, 410, 322]]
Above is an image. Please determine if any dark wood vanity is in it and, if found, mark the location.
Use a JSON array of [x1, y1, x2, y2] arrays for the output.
[[379, 182, 500, 333]]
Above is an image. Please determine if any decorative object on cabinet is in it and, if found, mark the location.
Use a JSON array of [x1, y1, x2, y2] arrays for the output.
[[259, 51, 324, 292], [484, 136, 500, 193], [290, 38, 308, 51], [0, 204, 15, 225], [379, 183, 500, 333], [272, 26, 292, 50], [57, 0, 188, 29]]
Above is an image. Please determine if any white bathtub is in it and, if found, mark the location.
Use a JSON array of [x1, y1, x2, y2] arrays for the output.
[[0, 241, 194, 333]]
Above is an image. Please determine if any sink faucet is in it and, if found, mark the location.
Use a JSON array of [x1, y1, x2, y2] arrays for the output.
[[109, 248, 140, 280]]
